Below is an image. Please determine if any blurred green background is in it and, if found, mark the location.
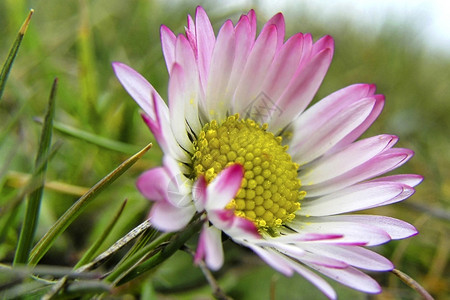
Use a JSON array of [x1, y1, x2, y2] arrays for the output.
[[0, 0, 449, 299]]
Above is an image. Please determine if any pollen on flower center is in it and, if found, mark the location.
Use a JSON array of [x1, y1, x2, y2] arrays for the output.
[[192, 114, 304, 230]]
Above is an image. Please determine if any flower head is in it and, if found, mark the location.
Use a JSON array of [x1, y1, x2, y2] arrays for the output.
[[113, 6, 421, 299]]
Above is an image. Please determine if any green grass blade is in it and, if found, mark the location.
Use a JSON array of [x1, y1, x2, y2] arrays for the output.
[[28, 143, 152, 266], [106, 217, 202, 285], [13, 78, 58, 265], [39, 119, 141, 154], [74, 199, 128, 268], [0, 9, 34, 101]]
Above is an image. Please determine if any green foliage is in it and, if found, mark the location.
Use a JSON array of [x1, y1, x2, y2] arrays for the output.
[[0, 1, 449, 299]]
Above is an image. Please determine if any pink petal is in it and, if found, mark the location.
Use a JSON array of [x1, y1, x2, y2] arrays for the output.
[[306, 263, 382, 294], [160, 25, 176, 72], [113, 62, 189, 162], [194, 6, 215, 92], [269, 42, 334, 132], [195, 225, 224, 271], [289, 84, 375, 144], [258, 33, 304, 123], [206, 164, 244, 210], [224, 13, 255, 106], [300, 134, 398, 186], [331, 94, 385, 151], [261, 12, 285, 50], [137, 167, 170, 202], [233, 24, 278, 116], [301, 181, 410, 217], [209, 209, 259, 239], [291, 97, 376, 165], [150, 201, 196, 232], [205, 20, 236, 121]]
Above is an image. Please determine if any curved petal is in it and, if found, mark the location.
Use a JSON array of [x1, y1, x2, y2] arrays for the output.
[[261, 12, 285, 50], [304, 148, 415, 197], [300, 134, 398, 186], [195, 225, 224, 271], [321, 215, 418, 239], [291, 97, 376, 165], [306, 263, 382, 294], [137, 167, 170, 202], [302, 244, 393, 271], [194, 6, 215, 92], [168, 63, 194, 152], [205, 20, 236, 121], [291, 219, 392, 246], [301, 181, 411, 217], [233, 24, 278, 116], [150, 201, 196, 232], [160, 25, 176, 72], [205, 164, 244, 210]]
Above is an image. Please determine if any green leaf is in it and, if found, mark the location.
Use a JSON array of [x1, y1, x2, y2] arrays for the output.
[[74, 199, 128, 268], [28, 143, 152, 266], [0, 9, 33, 101], [14, 78, 58, 265]]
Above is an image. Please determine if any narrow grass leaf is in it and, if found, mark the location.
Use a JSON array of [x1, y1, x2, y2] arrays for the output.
[[36, 119, 141, 154], [0, 9, 34, 101], [28, 143, 152, 266], [74, 199, 128, 268], [13, 78, 58, 265]]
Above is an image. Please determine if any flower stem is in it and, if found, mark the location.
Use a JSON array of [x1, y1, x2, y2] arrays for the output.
[[391, 268, 434, 300]]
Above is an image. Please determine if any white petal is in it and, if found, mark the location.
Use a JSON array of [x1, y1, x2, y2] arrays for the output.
[[301, 244, 393, 271], [301, 182, 407, 216], [305, 263, 382, 294]]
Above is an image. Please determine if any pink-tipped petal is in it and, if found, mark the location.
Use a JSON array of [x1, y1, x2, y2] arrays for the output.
[[291, 97, 376, 165], [261, 12, 285, 50], [300, 134, 398, 186], [206, 164, 244, 210], [160, 25, 177, 72], [302, 245, 393, 271], [195, 6, 215, 92], [323, 215, 418, 239], [195, 225, 224, 271], [205, 20, 236, 121], [331, 94, 385, 151], [209, 209, 259, 239], [371, 174, 424, 187], [304, 148, 415, 197], [301, 181, 409, 217], [233, 24, 278, 115], [291, 219, 391, 246]]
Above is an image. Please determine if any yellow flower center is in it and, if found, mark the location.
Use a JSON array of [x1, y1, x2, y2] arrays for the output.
[[192, 114, 304, 231]]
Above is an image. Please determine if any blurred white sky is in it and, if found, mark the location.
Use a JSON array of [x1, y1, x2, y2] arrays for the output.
[[219, 0, 450, 56]]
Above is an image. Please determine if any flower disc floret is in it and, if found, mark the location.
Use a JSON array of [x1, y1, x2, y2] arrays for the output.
[[192, 114, 304, 230]]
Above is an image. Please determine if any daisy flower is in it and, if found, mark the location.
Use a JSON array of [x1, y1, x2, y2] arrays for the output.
[[113, 6, 422, 299]]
